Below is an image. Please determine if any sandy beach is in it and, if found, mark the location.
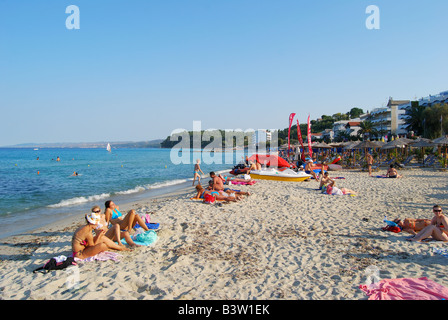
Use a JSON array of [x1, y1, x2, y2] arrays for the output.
[[1, 167, 448, 301]]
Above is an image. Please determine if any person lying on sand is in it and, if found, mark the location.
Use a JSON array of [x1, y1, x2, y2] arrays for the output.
[[323, 180, 357, 196], [386, 164, 403, 178], [104, 200, 150, 232], [391, 218, 432, 235], [71, 211, 130, 259], [207, 180, 250, 198], [192, 184, 238, 202], [92, 205, 141, 248], [407, 205, 448, 242]]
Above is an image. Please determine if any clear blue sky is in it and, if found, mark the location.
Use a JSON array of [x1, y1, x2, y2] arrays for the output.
[[0, 0, 447, 146]]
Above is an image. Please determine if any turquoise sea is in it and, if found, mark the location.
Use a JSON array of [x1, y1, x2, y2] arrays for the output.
[[0, 147, 244, 239]]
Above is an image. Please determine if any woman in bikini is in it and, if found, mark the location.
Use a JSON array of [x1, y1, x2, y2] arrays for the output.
[[104, 200, 150, 233], [71, 211, 129, 259], [193, 159, 205, 186], [324, 180, 357, 196], [408, 205, 448, 242], [91, 205, 141, 248]]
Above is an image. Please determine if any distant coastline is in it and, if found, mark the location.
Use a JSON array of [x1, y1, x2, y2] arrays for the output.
[[1, 139, 164, 149]]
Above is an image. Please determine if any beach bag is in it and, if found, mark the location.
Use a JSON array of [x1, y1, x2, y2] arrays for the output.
[[203, 193, 215, 204], [33, 255, 77, 274]]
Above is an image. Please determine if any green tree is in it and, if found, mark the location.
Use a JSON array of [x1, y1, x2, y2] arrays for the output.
[[348, 107, 364, 119], [405, 101, 426, 136], [357, 120, 378, 140], [422, 103, 448, 138]]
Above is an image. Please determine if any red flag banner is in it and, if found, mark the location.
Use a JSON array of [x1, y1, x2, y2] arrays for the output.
[[288, 113, 296, 156], [307, 115, 312, 159], [297, 119, 305, 161]]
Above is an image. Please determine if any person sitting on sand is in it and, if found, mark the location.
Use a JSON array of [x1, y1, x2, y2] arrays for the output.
[[408, 205, 448, 242], [92, 205, 141, 249], [104, 200, 150, 232], [305, 160, 319, 180], [319, 171, 334, 190], [192, 159, 205, 186], [192, 184, 238, 202], [323, 180, 357, 196], [210, 171, 224, 191], [71, 211, 130, 259], [386, 164, 402, 178]]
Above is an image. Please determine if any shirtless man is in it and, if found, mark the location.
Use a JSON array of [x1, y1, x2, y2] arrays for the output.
[[210, 171, 224, 191], [408, 205, 448, 242], [305, 160, 319, 180]]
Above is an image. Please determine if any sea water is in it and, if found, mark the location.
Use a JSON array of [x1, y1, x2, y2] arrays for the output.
[[0, 147, 245, 239]]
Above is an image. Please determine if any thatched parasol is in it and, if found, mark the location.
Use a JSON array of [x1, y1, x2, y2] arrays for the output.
[[352, 140, 382, 149]]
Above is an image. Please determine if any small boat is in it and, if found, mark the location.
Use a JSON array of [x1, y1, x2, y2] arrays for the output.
[[249, 168, 312, 182], [106, 143, 111, 152]]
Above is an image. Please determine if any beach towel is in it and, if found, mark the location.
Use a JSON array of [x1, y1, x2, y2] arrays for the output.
[[128, 230, 158, 246], [374, 175, 388, 178], [432, 247, 448, 258], [74, 251, 123, 263], [359, 277, 448, 300], [228, 180, 256, 185]]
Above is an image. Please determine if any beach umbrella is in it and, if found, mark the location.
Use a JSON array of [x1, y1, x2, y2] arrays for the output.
[[381, 138, 410, 149], [352, 140, 382, 149], [408, 139, 436, 148]]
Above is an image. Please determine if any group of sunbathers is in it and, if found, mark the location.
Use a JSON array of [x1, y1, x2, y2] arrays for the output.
[[192, 171, 252, 202], [71, 200, 155, 260]]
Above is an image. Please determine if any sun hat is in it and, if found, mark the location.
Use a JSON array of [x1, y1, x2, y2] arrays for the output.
[[85, 211, 101, 225]]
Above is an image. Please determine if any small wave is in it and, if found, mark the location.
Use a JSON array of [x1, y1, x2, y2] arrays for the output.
[[147, 179, 189, 189], [48, 193, 111, 208], [115, 186, 146, 195]]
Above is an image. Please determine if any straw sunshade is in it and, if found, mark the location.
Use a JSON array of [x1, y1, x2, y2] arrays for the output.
[[433, 136, 448, 145], [352, 140, 382, 149], [312, 142, 332, 148], [381, 138, 410, 150], [409, 139, 436, 148]]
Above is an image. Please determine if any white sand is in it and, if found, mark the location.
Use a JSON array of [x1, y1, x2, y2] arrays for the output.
[[1, 167, 448, 300]]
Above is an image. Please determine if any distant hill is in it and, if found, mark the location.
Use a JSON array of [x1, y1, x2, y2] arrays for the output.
[[3, 139, 164, 149]]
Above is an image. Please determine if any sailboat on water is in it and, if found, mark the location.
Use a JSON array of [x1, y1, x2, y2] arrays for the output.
[[106, 143, 111, 152]]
